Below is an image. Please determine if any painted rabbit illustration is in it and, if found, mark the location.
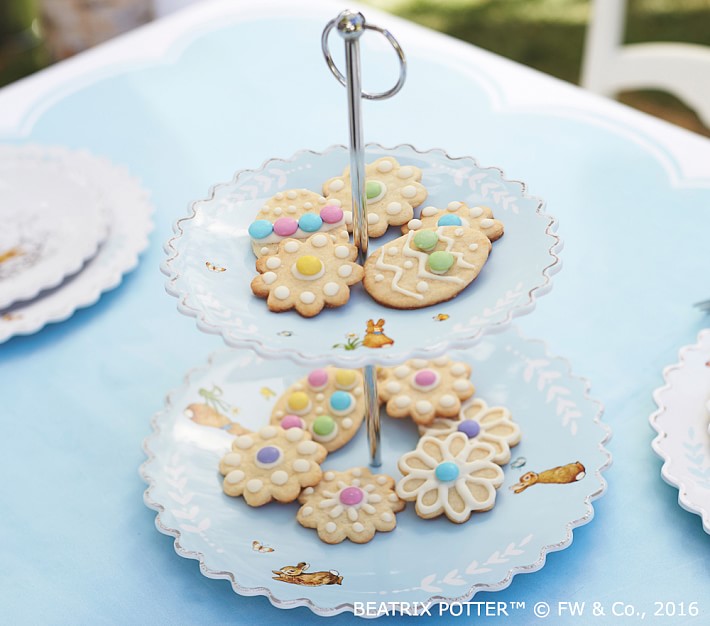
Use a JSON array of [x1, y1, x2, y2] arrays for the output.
[[510, 462, 586, 493], [362, 318, 394, 348], [272, 562, 343, 586]]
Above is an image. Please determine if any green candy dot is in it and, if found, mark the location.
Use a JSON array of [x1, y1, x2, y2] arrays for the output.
[[428, 250, 455, 274], [313, 415, 335, 436], [413, 230, 439, 251], [366, 180, 383, 200]]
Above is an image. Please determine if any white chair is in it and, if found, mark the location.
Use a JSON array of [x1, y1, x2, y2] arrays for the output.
[[581, 0, 710, 128]]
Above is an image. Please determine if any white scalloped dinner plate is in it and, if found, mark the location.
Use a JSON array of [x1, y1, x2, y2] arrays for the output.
[[0, 146, 153, 343], [142, 328, 610, 617], [163, 144, 561, 367], [0, 145, 111, 309], [651, 329, 710, 533]]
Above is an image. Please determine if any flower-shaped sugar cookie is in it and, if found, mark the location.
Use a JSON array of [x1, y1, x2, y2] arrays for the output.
[[297, 467, 405, 544], [251, 233, 364, 317], [378, 356, 475, 425], [219, 426, 327, 506], [419, 398, 521, 465], [396, 432, 504, 523], [322, 157, 427, 237], [403, 202, 504, 242], [270, 367, 365, 452], [248, 189, 348, 258]]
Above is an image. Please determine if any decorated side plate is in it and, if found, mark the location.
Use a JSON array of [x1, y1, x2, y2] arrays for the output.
[[651, 329, 710, 533], [0, 146, 153, 343], [142, 328, 610, 616], [0, 145, 111, 309], [163, 144, 560, 367]]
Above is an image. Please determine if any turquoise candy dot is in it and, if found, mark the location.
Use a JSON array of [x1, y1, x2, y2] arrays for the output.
[[438, 215, 462, 227], [329, 390, 352, 412], [366, 180, 383, 199], [248, 219, 273, 239], [435, 461, 460, 482], [299, 213, 323, 232]]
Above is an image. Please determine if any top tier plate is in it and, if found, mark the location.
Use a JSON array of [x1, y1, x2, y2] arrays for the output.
[[163, 144, 560, 367]]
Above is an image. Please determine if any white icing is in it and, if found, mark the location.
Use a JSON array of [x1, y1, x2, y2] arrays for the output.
[[330, 199, 342, 207], [301, 506, 313, 516], [274, 286, 290, 300], [223, 453, 241, 467], [403, 260, 414, 269], [235, 436, 254, 450], [300, 291, 316, 304], [416, 281, 428, 293], [311, 234, 328, 247], [455, 228, 464, 236], [450, 363, 467, 376], [271, 470, 289, 485], [376, 476, 388, 485], [260, 426, 277, 439], [376, 160, 394, 173], [285, 428, 305, 442], [447, 201, 462, 211], [323, 282, 340, 297], [395, 395, 412, 408], [394, 366, 410, 378], [387, 247, 398, 255], [303, 202, 313, 209], [273, 207, 282, 216], [386, 202, 402, 215], [351, 468, 362, 477], [381, 512, 393, 522], [453, 379, 470, 392], [343, 210, 353, 225], [415, 400, 433, 414], [469, 206, 484, 218], [480, 218, 495, 228], [385, 381, 402, 394], [262, 272, 277, 285], [334, 245, 350, 259], [293, 459, 310, 473], [338, 265, 353, 278], [410, 359, 428, 368], [286, 190, 297, 200], [374, 245, 423, 300], [353, 522, 364, 532], [329, 179, 345, 192], [324, 471, 335, 481], [266, 257, 281, 270], [286, 206, 297, 213], [401, 185, 417, 198], [433, 356, 449, 366], [297, 440, 318, 455], [374, 274, 384, 282], [421, 206, 438, 217], [407, 218, 422, 230], [398, 166, 413, 179], [284, 241, 300, 253], [252, 217, 345, 245], [225, 470, 245, 484], [290, 263, 325, 282], [439, 395, 457, 408], [367, 213, 380, 224], [260, 247, 270, 255], [469, 243, 479, 251], [342, 418, 353, 429], [325, 522, 337, 533], [275, 192, 284, 200], [246, 479, 263, 493]]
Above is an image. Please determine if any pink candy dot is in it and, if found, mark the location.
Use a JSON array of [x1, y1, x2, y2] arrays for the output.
[[339, 486, 364, 505], [320, 205, 344, 224], [308, 369, 328, 388], [273, 217, 298, 236], [280, 414, 304, 429], [414, 369, 437, 387]]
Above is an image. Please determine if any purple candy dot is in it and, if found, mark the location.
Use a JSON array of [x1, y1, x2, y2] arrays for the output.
[[414, 369, 437, 387], [256, 445, 281, 464], [280, 415, 304, 430], [320, 205, 344, 224], [339, 486, 364, 505], [273, 217, 298, 236], [457, 421, 481, 438], [308, 369, 328, 388]]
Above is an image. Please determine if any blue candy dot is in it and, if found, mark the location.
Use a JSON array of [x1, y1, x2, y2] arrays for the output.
[[329, 391, 352, 412], [435, 461, 460, 482], [248, 219, 273, 239], [457, 421, 481, 438], [299, 213, 323, 233], [438, 215, 463, 227]]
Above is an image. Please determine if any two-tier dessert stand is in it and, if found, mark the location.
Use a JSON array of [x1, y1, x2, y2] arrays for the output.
[[143, 10, 610, 617]]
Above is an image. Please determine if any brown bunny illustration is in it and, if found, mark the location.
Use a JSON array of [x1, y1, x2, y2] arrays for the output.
[[510, 462, 586, 494], [184, 404, 249, 437], [362, 318, 394, 348], [272, 562, 343, 586]]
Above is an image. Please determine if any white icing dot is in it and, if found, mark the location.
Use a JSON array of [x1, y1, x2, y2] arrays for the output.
[[454, 228, 464, 236], [266, 257, 281, 270], [286, 206, 296, 213], [416, 281, 429, 293], [261, 205, 269, 212], [235, 436, 254, 450], [324, 471, 335, 481], [246, 479, 263, 493], [284, 241, 300, 253], [374, 274, 384, 282], [376, 160, 394, 173], [421, 206, 438, 217], [403, 260, 414, 269], [293, 459, 310, 473], [395, 395, 412, 408], [386, 202, 402, 215], [225, 470, 245, 484], [376, 476, 388, 485], [323, 282, 340, 297], [353, 387, 363, 397], [297, 440, 318, 455], [469, 243, 479, 251], [286, 190, 297, 200], [453, 379, 470, 392], [285, 428, 305, 442], [303, 487, 314, 495], [325, 522, 337, 533], [450, 363, 467, 376], [262, 272, 277, 285], [388, 493, 399, 502], [447, 201, 462, 211], [343, 211, 353, 225], [411, 359, 428, 368], [274, 286, 290, 300], [385, 381, 402, 394], [393, 366, 410, 378], [273, 207, 282, 216], [367, 213, 380, 224], [397, 166, 413, 178], [301, 506, 313, 517], [480, 218, 495, 228], [353, 522, 365, 532], [407, 218, 422, 230], [300, 291, 316, 304], [223, 452, 241, 467], [315, 406, 323, 414], [335, 245, 350, 259], [433, 356, 449, 366], [469, 206, 484, 218], [439, 395, 457, 408], [381, 512, 393, 522], [260, 247, 270, 255], [387, 247, 398, 256], [415, 400, 433, 414], [331, 199, 342, 207], [312, 234, 328, 247], [401, 185, 417, 198], [259, 426, 277, 439], [339, 230, 349, 239], [329, 179, 345, 192], [342, 418, 353, 429], [303, 202, 313, 209], [271, 470, 289, 485], [315, 393, 325, 401], [275, 192, 284, 200], [338, 265, 353, 278]]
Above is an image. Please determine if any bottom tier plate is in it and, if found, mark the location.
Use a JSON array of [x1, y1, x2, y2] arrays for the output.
[[141, 329, 610, 616]]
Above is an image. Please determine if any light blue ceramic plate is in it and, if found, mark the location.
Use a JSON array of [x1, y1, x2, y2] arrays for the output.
[[142, 328, 609, 617], [163, 145, 560, 367]]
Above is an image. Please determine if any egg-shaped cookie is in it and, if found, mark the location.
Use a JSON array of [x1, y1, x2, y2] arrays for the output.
[[363, 225, 491, 309], [403, 201, 504, 242]]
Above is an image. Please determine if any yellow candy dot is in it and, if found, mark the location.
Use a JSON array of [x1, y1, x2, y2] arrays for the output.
[[295, 255, 323, 276], [335, 369, 357, 388], [287, 391, 310, 412]]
